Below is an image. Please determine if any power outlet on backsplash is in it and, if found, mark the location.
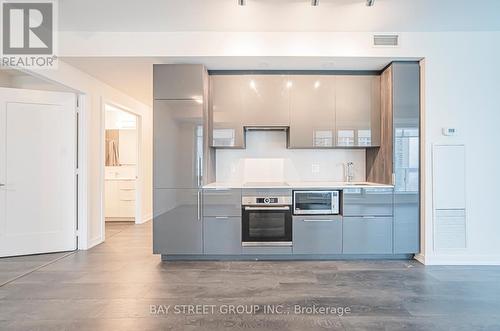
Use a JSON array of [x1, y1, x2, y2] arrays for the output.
[[311, 163, 320, 174]]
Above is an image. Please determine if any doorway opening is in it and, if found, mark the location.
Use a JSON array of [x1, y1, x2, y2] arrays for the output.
[[103, 104, 141, 226]]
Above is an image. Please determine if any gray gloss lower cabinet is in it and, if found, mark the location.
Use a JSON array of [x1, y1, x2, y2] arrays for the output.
[[342, 217, 393, 254], [153, 189, 202, 255], [203, 189, 241, 217], [203, 217, 241, 255], [293, 216, 342, 254]]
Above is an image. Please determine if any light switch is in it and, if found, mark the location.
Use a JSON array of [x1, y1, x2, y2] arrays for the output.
[[442, 127, 458, 136]]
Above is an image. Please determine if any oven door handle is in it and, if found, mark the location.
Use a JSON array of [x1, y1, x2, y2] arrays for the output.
[[244, 206, 290, 211]]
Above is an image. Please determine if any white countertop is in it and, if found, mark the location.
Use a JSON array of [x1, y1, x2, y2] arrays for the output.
[[105, 178, 137, 181], [203, 181, 393, 189]]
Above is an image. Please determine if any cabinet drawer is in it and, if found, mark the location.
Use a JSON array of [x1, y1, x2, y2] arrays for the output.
[[343, 188, 393, 216], [242, 247, 292, 255], [342, 216, 393, 254], [119, 189, 136, 201], [203, 189, 241, 217], [118, 181, 136, 190], [203, 217, 241, 255], [293, 216, 342, 254]]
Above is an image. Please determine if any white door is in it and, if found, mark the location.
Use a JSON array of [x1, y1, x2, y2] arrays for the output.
[[0, 87, 77, 257]]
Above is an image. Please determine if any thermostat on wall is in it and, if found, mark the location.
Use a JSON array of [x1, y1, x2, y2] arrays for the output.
[[442, 127, 458, 136]]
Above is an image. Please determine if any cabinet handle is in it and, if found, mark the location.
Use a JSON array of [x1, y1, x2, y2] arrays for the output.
[[245, 206, 289, 211], [303, 219, 334, 222], [197, 190, 201, 221], [198, 157, 203, 187], [215, 216, 229, 219]]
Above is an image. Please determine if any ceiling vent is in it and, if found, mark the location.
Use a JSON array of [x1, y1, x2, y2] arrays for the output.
[[373, 34, 399, 47]]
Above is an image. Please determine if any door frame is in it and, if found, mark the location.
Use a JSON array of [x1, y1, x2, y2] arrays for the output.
[[0, 87, 80, 255], [100, 98, 143, 240]]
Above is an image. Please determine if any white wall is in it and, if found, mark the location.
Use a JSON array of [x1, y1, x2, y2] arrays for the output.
[[57, 30, 500, 264], [30, 60, 153, 249], [216, 131, 365, 183]]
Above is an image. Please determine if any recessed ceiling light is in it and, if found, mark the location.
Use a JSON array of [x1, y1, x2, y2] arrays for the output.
[[311, 0, 319, 6], [238, 0, 246, 6], [366, 0, 375, 6]]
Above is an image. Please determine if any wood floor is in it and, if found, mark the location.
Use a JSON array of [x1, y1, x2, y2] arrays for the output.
[[1, 222, 500, 330]]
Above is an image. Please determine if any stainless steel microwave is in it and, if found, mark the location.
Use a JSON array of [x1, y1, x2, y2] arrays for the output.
[[293, 190, 340, 215]]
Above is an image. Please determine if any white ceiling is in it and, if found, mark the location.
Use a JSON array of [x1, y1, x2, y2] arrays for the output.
[[62, 56, 413, 106], [59, 0, 500, 32]]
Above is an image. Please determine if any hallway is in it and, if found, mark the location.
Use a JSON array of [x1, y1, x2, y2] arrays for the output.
[[1, 222, 500, 330]]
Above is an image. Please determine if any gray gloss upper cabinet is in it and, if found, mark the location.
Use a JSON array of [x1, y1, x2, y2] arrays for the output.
[[210, 75, 245, 148], [153, 99, 203, 189], [335, 75, 381, 147], [241, 75, 290, 126], [153, 64, 206, 100], [289, 76, 336, 148]]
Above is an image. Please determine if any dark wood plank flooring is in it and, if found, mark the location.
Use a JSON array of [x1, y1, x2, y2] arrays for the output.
[[1, 222, 499, 330]]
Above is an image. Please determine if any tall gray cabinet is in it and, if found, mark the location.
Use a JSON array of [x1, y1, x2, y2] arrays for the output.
[[153, 64, 211, 256], [366, 62, 420, 254], [392, 62, 420, 254]]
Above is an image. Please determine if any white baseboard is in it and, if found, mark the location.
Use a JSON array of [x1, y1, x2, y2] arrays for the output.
[[84, 236, 104, 250], [414, 253, 426, 265], [136, 213, 152, 224], [423, 254, 500, 265]]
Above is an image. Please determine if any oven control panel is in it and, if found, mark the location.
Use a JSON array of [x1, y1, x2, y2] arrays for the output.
[[242, 196, 292, 206]]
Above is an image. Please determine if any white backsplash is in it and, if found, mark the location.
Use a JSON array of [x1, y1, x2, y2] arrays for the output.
[[215, 131, 366, 183]]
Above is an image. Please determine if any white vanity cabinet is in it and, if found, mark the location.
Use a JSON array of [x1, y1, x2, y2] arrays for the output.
[[105, 179, 136, 219]]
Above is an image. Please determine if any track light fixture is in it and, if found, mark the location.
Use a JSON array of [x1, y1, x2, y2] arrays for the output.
[[239, 0, 373, 7]]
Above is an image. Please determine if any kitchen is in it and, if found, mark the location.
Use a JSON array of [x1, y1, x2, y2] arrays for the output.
[[153, 62, 419, 260]]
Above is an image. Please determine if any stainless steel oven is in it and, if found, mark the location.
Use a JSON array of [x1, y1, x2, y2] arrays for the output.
[[242, 196, 292, 247], [293, 190, 340, 215]]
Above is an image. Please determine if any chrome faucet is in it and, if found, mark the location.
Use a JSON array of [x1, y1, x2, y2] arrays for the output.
[[346, 162, 354, 182]]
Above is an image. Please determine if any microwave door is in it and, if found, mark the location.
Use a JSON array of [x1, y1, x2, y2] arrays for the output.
[[294, 192, 333, 214]]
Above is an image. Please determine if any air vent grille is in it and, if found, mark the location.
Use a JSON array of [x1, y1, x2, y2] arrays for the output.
[[373, 34, 399, 47]]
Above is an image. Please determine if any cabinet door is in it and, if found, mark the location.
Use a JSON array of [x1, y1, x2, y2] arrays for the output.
[[335, 75, 380, 147], [289, 76, 336, 148], [153, 189, 202, 255], [343, 188, 393, 217], [342, 217, 393, 254], [392, 62, 420, 254], [203, 188, 241, 217], [242, 75, 290, 126], [153, 64, 205, 100], [203, 217, 241, 254], [210, 75, 245, 148], [293, 216, 342, 254], [153, 100, 203, 189], [104, 181, 117, 217]]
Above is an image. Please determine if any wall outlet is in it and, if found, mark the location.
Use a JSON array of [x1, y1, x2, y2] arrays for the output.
[[311, 163, 320, 174]]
